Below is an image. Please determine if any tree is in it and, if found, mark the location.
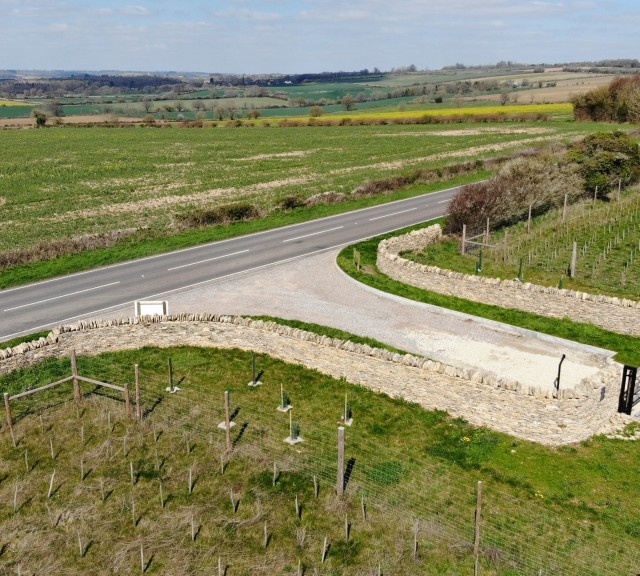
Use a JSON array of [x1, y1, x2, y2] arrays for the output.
[[309, 106, 324, 117], [341, 94, 356, 111], [32, 109, 47, 128], [568, 131, 640, 195], [142, 97, 153, 112], [246, 109, 261, 119], [500, 89, 510, 106]]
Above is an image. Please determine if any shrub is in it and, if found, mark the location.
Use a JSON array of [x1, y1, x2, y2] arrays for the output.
[[445, 153, 585, 234], [568, 130, 640, 195], [177, 203, 260, 228]]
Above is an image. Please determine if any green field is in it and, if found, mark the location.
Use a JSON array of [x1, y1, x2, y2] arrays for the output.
[[0, 119, 622, 258], [1, 345, 639, 574]]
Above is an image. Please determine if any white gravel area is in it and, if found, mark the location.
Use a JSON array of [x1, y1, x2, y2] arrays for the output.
[[97, 249, 616, 391]]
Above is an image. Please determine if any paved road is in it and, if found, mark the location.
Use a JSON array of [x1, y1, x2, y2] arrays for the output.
[[0, 186, 459, 340]]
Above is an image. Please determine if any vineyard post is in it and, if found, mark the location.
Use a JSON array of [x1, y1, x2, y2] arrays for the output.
[[337, 426, 345, 495], [562, 193, 568, 222], [484, 218, 490, 245], [71, 350, 82, 403], [224, 391, 232, 452], [527, 205, 532, 234], [473, 480, 483, 576], [570, 242, 577, 278], [3, 392, 15, 445], [135, 364, 142, 421], [593, 185, 598, 204], [461, 225, 466, 255], [618, 179, 622, 200]]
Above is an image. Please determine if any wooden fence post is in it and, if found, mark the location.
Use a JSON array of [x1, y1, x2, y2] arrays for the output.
[[134, 364, 142, 422], [71, 350, 82, 402], [484, 217, 490, 245], [461, 224, 466, 255], [474, 480, 483, 576], [224, 391, 232, 452], [527, 205, 532, 233], [337, 426, 345, 496], [4, 392, 14, 444], [562, 193, 568, 222]]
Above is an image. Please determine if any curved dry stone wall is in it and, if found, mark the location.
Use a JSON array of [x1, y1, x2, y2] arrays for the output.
[[377, 224, 640, 337], [0, 315, 631, 446]]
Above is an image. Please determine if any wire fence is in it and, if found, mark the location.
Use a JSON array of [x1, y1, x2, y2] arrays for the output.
[[2, 352, 640, 575]]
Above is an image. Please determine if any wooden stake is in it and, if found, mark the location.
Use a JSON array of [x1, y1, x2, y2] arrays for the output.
[[295, 494, 300, 518], [345, 514, 349, 540], [337, 426, 345, 495], [100, 478, 105, 502], [527, 205, 532, 233], [71, 350, 82, 402], [361, 494, 366, 521], [191, 515, 196, 541], [24, 450, 29, 472], [130, 461, 135, 486], [48, 470, 56, 498], [188, 466, 193, 494], [321, 536, 329, 563], [13, 484, 18, 513], [50, 437, 55, 459], [273, 461, 277, 486], [313, 474, 318, 498], [413, 521, 419, 561], [218, 556, 222, 576], [474, 480, 483, 576], [224, 391, 232, 452], [134, 364, 142, 421], [461, 224, 467, 254], [80, 458, 84, 481], [484, 217, 490, 245], [140, 544, 145, 574], [4, 393, 15, 446], [562, 193, 568, 222], [263, 522, 268, 548]]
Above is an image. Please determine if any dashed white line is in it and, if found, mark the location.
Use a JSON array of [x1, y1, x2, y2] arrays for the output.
[[369, 207, 417, 221], [3, 282, 121, 312], [167, 249, 250, 271], [437, 199, 449, 204], [282, 226, 344, 243]]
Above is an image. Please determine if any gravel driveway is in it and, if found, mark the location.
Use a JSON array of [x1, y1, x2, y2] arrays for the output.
[[99, 248, 615, 391]]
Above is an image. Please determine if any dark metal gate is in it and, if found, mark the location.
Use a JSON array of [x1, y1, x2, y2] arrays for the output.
[[618, 365, 639, 415]]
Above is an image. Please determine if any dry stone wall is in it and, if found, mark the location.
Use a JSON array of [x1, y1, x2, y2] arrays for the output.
[[377, 224, 640, 337], [0, 314, 629, 446]]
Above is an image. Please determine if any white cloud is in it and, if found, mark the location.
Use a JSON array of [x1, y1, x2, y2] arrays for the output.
[[122, 5, 151, 16]]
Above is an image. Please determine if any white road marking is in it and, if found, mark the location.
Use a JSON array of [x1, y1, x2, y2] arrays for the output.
[[3, 282, 121, 312], [369, 207, 417, 221], [282, 226, 344, 243], [437, 199, 449, 204], [167, 249, 250, 271]]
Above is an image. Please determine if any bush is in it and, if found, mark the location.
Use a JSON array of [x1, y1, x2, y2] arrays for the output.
[[177, 203, 260, 228], [445, 153, 585, 234], [568, 130, 640, 195]]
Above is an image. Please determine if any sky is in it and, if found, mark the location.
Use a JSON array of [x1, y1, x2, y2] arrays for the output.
[[2, 0, 639, 74]]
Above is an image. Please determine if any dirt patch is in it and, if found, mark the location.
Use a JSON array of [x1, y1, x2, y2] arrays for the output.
[[0, 197, 5, 207], [377, 127, 554, 137], [238, 151, 311, 161], [331, 135, 562, 174]]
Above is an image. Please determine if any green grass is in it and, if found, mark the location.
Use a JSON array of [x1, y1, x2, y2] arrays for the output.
[[337, 221, 640, 365], [0, 331, 50, 349], [0, 346, 639, 574]]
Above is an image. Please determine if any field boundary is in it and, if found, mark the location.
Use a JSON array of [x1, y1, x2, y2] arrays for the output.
[[377, 224, 640, 337], [0, 314, 631, 445]]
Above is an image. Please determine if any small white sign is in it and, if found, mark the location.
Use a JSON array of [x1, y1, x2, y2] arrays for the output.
[[135, 300, 169, 318]]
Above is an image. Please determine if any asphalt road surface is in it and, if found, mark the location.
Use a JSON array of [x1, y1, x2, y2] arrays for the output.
[[0, 185, 460, 340]]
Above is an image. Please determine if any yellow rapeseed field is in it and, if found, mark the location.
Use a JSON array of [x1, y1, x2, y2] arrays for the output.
[[331, 102, 573, 120], [0, 99, 30, 107]]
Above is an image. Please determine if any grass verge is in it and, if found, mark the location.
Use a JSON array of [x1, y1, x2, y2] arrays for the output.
[[0, 173, 486, 290]]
